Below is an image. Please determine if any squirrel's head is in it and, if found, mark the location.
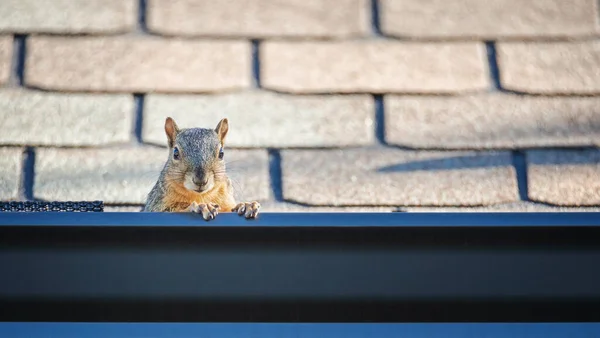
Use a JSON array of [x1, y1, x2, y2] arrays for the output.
[[163, 117, 229, 194]]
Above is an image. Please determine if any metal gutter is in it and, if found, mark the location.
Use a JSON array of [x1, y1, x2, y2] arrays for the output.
[[1, 212, 599, 322]]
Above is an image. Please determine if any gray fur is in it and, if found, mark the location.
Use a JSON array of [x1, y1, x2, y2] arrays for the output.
[[143, 172, 167, 211], [176, 128, 221, 175], [142, 127, 222, 212]]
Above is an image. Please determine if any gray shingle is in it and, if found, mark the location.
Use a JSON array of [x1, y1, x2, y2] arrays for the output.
[[498, 41, 600, 94], [0, 0, 136, 34], [281, 148, 518, 206], [259, 201, 394, 212], [26, 36, 251, 93], [0, 36, 11, 86], [148, 0, 369, 38], [34, 148, 269, 204], [0, 147, 22, 200], [405, 202, 600, 212], [0, 90, 133, 146], [527, 149, 600, 206], [104, 205, 143, 212], [380, 0, 600, 39], [262, 41, 489, 94], [385, 94, 600, 149], [144, 92, 374, 148]]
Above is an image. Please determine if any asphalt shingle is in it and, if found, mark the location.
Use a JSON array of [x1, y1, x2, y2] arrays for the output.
[[223, 150, 271, 202], [261, 41, 489, 94], [144, 91, 375, 148], [0, 1, 597, 211], [527, 149, 600, 206], [0, 90, 133, 146], [0, 36, 12, 86], [25, 36, 251, 93], [259, 201, 394, 212], [0, 0, 136, 34], [281, 148, 518, 206], [406, 202, 600, 212], [498, 41, 600, 94], [380, 0, 599, 39], [104, 205, 143, 212], [385, 94, 600, 149], [147, 0, 369, 38], [0, 147, 22, 201], [34, 148, 269, 204]]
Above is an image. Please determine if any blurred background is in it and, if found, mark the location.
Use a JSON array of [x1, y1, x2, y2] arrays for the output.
[[0, 0, 598, 212]]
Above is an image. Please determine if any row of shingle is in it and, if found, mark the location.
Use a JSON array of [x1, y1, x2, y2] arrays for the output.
[[0, 0, 598, 39], [103, 202, 600, 213], [2, 37, 599, 94], [1, 90, 598, 148], [1, 147, 598, 206]]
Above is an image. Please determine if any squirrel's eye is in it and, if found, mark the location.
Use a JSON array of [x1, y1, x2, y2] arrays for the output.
[[173, 147, 180, 160], [218, 147, 224, 160]]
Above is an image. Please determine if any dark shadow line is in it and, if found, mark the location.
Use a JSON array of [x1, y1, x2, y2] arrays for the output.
[[252, 40, 261, 88], [376, 153, 511, 173], [513, 151, 530, 202], [485, 41, 502, 91], [133, 94, 145, 144], [20, 147, 35, 201], [138, 0, 148, 33], [374, 95, 386, 145], [268, 149, 284, 202], [376, 150, 599, 174], [371, 0, 383, 36], [12, 35, 26, 86]]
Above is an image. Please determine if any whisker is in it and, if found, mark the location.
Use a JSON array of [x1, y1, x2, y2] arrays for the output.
[[228, 177, 246, 200]]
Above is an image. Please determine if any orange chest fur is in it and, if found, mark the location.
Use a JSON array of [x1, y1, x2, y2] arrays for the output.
[[163, 182, 235, 212]]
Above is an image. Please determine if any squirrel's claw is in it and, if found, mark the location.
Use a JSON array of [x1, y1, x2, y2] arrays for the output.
[[188, 202, 220, 221], [232, 201, 260, 219]]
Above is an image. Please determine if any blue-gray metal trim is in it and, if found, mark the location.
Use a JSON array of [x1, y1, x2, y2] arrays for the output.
[[1, 212, 599, 322]]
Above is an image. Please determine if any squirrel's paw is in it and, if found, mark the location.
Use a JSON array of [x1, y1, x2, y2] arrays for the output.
[[188, 202, 220, 221], [232, 201, 260, 219]]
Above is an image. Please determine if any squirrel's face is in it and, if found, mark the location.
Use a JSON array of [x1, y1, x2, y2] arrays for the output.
[[163, 117, 229, 194]]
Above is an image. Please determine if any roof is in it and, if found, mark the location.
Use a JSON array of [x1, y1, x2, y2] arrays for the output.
[[0, 0, 598, 212]]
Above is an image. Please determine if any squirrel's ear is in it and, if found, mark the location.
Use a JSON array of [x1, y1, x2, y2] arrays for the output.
[[215, 118, 229, 144], [164, 117, 179, 148]]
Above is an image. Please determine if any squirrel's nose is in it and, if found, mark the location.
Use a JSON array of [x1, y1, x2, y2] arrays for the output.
[[193, 176, 209, 187]]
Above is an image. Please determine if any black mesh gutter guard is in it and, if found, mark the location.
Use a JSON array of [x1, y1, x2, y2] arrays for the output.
[[0, 212, 599, 323]]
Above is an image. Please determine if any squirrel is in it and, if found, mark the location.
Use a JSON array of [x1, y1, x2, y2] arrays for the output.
[[143, 117, 260, 220]]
